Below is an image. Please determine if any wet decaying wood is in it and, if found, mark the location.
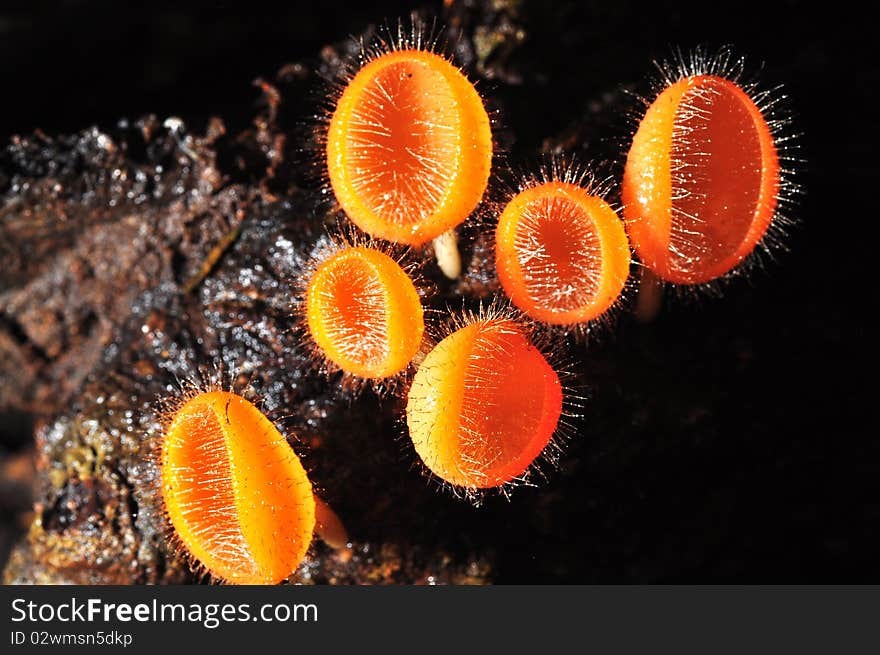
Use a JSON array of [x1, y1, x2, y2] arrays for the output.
[[0, 1, 531, 584]]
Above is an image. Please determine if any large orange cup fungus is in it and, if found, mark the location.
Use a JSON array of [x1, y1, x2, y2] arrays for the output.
[[496, 181, 630, 325], [161, 391, 315, 584], [623, 74, 780, 284], [305, 245, 424, 379], [406, 317, 563, 489], [327, 48, 493, 246]]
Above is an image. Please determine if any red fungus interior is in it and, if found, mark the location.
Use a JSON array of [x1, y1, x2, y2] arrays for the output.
[[458, 324, 562, 485], [346, 60, 460, 227], [669, 78, 764, 273], [318, 259, 389, 366], [517, 195, 602, 312], [164, 402, 257, 580]]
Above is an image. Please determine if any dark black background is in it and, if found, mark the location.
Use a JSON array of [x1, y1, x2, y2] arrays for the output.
[[0, 0, 874, 581]]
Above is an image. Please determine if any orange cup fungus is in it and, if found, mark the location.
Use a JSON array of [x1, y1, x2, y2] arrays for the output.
[[495, 181, 630, 326], [305, 245, 424, 379], [623, 73, 781, 284], [327, 47, 493, 246], [406, 316, 563, 489], [161, 390, 315, 584]]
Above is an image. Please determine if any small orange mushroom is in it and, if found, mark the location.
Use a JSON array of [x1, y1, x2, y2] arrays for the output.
[[495, 180, 630, 326], [623, 73, 780, 284], [305, 245, 424, 379], [160, 390, 315, 584], [406, 315, 563, 489], [327, 47, 492, 246]]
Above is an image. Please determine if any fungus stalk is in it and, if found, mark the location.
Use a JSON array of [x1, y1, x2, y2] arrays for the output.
[[433, 229, 462, 279]]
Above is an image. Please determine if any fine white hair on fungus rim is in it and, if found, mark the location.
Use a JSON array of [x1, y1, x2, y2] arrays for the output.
[[624, 45, 803, 302], [401, 299, 584, 506], [144, 367, 329, 584], [291, 227, 429, 397], [306, 17, 506, 261], [483, 154, 637, 342]]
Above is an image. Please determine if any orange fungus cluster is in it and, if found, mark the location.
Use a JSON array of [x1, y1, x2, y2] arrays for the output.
[[153, 31, 796, 581]]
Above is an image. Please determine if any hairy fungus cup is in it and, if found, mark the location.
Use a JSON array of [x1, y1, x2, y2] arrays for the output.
[[623, 72, 781, 285], [326, 39, 493, 278], [327, 47, 492, 245], [495, 180, 630, 326], [406, 315, 563, 490], [160, 391, 315, 584], [305, 245, 424, 380]]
